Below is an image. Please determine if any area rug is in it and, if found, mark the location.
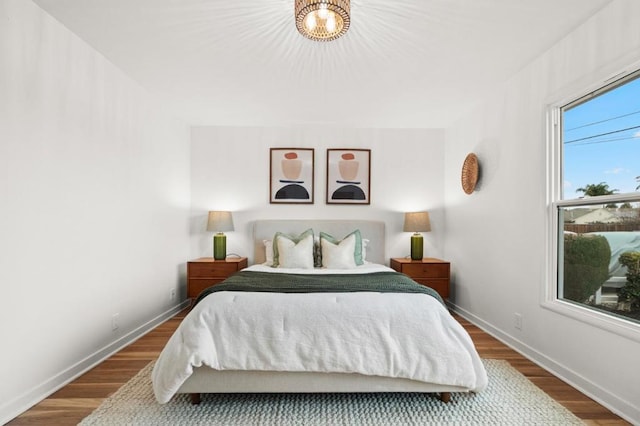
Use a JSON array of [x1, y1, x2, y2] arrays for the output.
[[80, 360, 583, 425]]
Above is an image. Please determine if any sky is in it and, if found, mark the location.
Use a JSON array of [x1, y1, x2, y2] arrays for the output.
[[563, 74, 640, 198]]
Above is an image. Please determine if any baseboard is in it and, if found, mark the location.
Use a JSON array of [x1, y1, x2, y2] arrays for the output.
[[0, 299, 190, 425], [448, 302, 639, 425]]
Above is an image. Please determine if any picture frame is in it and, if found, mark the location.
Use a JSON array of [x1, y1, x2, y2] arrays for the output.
[[326, 149, 371, 205], [270, 148, 314, 204]]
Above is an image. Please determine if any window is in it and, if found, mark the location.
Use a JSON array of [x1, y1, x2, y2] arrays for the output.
[[551, 69, 640, 332]]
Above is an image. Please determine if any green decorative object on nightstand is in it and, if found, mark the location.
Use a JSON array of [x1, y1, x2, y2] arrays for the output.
[[410, 233, 424, 260], [213, 233, 227, 260]]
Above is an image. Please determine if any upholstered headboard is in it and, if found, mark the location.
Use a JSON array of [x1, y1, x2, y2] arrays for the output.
[[253, 220, 385, 265]]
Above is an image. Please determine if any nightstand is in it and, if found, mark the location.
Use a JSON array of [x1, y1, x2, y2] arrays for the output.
[[390, 257, 450, 299], [187, 257, 248, 301]]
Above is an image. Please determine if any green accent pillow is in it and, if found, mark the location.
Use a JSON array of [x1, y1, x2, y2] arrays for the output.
[[272, 228, 314, 267], [319, 229, 364, 266]]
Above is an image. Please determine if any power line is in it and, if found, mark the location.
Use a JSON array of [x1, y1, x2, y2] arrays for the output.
[[566, 135, 640, 147], [564, 124, 640, 144], [565, 109, 640, 131]]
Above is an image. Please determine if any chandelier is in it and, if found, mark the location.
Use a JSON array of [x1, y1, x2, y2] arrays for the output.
[[295, 0, 350, 42]]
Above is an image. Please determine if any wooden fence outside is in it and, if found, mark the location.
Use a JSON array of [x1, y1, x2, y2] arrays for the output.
[[564, 223, 640, 234]]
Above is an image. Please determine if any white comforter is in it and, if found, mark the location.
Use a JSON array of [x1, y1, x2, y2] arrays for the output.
[[152, 264, 488, 403]]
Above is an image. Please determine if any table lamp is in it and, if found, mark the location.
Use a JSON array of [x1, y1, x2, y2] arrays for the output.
[[403, 211, 431, 260], [206, 211, 234, 260]]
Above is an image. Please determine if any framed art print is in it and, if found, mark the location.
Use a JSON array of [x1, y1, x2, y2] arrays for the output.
[[270, 148, 314, 204], [326, 149, 371, 205]]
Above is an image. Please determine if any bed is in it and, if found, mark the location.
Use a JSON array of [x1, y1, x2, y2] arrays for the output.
[[152, 220, 488, 404]]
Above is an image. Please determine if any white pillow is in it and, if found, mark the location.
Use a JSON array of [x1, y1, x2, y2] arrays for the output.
[[321, 233, 357, 269], [268, 237, 365, 266], [276, 233, 314, 269], [263, 239, 274, 266]]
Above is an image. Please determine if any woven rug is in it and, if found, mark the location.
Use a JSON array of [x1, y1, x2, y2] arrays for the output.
[[80, 360, 583, 425]]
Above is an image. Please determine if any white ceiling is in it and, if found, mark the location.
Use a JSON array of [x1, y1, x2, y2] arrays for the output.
[[34, 0, 612, 128]]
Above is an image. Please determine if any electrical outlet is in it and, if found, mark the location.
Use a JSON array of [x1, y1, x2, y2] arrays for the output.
[[170, 288, 176, 300], [514, 313, 523, 330], [111, 313, 119, 331]]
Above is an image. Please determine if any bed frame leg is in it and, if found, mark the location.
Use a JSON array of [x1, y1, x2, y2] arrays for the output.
[[440, 392, 451, 403], [190, 393, 201, 405]]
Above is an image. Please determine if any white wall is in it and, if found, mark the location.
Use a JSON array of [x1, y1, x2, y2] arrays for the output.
[[444, 0, 640, 423], [0, 1, 191, 422], [190, 126, 446, 264]]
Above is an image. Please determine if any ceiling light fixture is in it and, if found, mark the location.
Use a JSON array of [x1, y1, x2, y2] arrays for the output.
[[295, 0, 350, 42]]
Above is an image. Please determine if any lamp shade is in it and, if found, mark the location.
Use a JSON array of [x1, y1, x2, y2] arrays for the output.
[[403, 212, 431, 233], [206, 211, 234, 232]]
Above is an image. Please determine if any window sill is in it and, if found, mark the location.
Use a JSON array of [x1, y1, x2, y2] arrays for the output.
[[542, 299, 640, 343]]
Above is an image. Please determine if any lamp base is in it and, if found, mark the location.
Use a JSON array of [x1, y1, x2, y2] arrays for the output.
[[213, 233, 226, 260], [410, 233, 423, 260]]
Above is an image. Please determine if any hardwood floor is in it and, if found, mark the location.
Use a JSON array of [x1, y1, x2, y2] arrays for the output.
[[8, 310, 630, 425]]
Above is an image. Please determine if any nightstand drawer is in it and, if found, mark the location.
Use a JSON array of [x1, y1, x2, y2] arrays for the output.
[[188, 262, 239, 277], [402, 263, 449, 278], [413, 279, 449, 298]]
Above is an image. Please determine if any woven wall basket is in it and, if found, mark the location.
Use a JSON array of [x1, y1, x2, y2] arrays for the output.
[[461, 153, 479, 194]]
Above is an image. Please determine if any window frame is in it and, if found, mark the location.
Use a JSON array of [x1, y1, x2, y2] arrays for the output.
[[545, 68, 640, 343]]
